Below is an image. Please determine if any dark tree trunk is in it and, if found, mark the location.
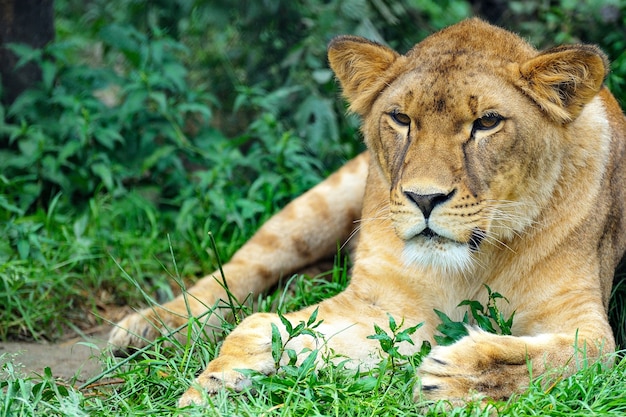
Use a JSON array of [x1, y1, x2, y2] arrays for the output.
[[0, 0, 55, 106], [469, 0, 510, 26]]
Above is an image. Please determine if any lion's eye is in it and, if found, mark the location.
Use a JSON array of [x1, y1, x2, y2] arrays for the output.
[[473, 113, 502, 131], [390, 111, 411, 127]]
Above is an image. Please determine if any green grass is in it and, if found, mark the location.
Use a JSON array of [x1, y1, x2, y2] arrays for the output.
[[2, 263, 626, 416], [0, 192, 209, 341]]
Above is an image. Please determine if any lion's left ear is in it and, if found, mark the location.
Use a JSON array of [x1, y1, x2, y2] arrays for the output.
[[513, 45, 609, 123], [328, 36, 402, 115]]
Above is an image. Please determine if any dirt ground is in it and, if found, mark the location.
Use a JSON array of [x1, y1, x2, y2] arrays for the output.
[[0, 324, 112, 383], [0, 302, 143, 385]]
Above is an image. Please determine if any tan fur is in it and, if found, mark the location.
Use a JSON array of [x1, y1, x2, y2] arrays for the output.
[[108, 19, 626, 407]]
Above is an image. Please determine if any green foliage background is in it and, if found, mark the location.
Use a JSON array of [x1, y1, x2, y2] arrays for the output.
[[1, 0, 625, 341]]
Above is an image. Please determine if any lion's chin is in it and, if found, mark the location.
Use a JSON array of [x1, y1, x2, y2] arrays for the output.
[[402, 236, 474, 274]]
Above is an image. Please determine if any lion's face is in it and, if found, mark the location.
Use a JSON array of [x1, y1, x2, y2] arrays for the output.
[[328, 19, 608, 273], [370, 56, 553, 272]]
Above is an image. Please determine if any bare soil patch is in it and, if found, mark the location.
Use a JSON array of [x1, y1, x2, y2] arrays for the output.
[[0, 324, 111, 383], [0, 305, 133, 384]]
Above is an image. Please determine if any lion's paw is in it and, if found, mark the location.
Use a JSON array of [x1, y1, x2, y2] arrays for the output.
[[415, 329, 530, 402], [178, 370, 252, 407], [108, 307, 189, 355]]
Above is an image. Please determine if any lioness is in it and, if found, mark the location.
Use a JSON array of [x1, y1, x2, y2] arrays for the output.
[[109, 18, 626, 407]]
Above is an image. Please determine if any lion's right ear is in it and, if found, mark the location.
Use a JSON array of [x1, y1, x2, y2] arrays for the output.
[[513, 44, 609, 123], [328, 36, 401, 115]]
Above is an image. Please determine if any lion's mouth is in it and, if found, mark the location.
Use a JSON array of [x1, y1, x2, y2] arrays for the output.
[[419, 227, 438, 239], [416, 227, 455, 245], [468, 229, 484, 251], [417, 227, 484, 251]]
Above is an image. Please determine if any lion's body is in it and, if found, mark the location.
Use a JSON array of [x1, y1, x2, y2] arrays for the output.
[[109, 19, 626, 406]]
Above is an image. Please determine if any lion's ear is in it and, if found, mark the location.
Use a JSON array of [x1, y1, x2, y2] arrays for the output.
[[328, 36, 401, 115], [514, 45, 609, 123]]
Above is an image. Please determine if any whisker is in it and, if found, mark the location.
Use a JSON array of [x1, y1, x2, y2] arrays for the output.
[[341, 224, 362, 251], [477, 230, 517, 254], [488, 225, 523, 240], [343, 203, 392, 250], [354, 216, 389, 223]]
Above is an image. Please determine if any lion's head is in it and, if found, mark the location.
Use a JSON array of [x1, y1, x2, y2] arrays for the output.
[[328, 18, 609, 273]]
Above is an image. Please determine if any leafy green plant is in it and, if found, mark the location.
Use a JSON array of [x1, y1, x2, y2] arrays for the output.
[[366, 314, 431, 394], [368, 315, 427, 371], [1, 23, 215, 209], [271, 308, 323, 371], [434, 285, 515, 346]]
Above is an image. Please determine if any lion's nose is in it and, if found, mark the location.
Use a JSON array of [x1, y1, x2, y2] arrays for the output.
[[404, 191, 453, 219]]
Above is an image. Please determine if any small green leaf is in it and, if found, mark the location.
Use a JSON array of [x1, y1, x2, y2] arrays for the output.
[[300, 329, 318, 338], [141, 145, 176, 172], [58, 140, 82, 162], [277, 311, 293, 334], [348, 376, 378, 393], [434, 309, 469, 346], [7, 43, 42, 68], [73, 212, 89, 238], [91, 163, 114, 191], [298, 349, 318, 374], [271, 323, 283, 365], [286, 348, 298, 366], [476, 315, 496, 333], [177, 102, 212, 122], [293, 322, 305, 335], [40, 60, 57, 91], [120, 89, 148, 116], [306, 307, 319, 326], [366, 333, 389, 342], [395, 330, 415, 345], [17, 239, 30, 259], [93, 127, 124, 150], [149, 91, 168, 113], [387, 313, 397, 332], [419, 340, 432, 357]]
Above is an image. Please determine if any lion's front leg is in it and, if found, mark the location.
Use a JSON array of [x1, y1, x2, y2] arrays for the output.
[[416, 328, 613, 402], [178, 309, 331, 407], [108, 153, 368, 353], [177, 290, 417, 407], [177, 312, 283, 407], [108, 273, 245, 354]]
